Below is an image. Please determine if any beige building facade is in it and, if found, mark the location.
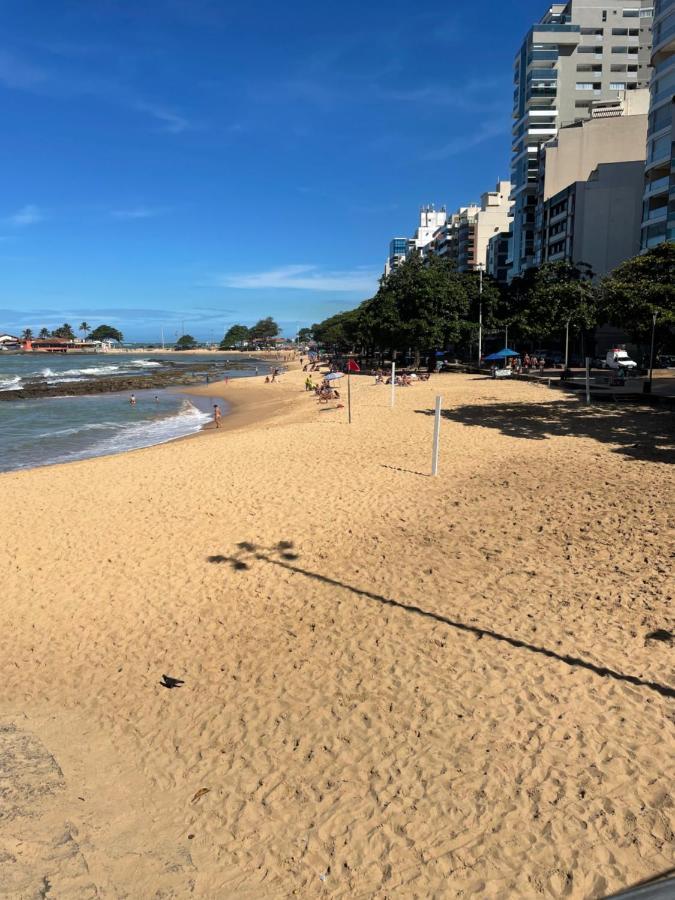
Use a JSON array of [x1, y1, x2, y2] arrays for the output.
[[534, 90, 648, 275]]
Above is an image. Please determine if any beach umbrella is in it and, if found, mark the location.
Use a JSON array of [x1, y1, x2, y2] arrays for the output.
[[484, 348, 520, 361], [325, 372, 344, 380]]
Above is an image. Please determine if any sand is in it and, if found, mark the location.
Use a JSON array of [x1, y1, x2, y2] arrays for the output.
[[0, 369, 673, 899]]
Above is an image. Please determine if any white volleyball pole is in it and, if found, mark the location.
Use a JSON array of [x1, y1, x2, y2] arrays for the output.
[[390, 361, 396, 408], [431, 395, 442, 476]]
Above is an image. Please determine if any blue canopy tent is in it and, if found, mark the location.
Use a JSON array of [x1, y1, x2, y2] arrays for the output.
[[484, 348, 520, 361]]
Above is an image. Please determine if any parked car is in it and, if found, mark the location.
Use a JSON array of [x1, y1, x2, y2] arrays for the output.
[[606, 348, 638, 371]]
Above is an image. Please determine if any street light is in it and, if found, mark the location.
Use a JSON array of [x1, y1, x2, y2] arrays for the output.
[[564, 317, 571, 374], [647, 311, 658, 394], [477, 263, 484, 367]]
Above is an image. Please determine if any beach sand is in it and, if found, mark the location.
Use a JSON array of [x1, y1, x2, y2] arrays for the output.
[[0, 370, 673, 898]]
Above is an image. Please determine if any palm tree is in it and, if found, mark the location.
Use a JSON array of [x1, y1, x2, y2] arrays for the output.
[[79, 321, 90, 341], [39, 327, 49, 339], [21, 328, 33, 341]]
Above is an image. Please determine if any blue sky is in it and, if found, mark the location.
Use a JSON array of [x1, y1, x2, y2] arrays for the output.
[[0, 0, 544, 341]]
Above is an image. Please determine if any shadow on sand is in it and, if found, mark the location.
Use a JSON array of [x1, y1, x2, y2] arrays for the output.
[[207, 541, 674, 700], [415, 400, 675, 465]]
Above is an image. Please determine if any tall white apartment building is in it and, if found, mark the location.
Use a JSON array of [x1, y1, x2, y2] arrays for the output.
[[509, 0, 654, 280], [430, 181, 513, 272], [641, 0, 675, 248], [383, 205, 447, 276]]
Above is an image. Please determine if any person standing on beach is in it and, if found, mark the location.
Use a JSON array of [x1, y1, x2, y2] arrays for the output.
[[213, 404, 222, 428]]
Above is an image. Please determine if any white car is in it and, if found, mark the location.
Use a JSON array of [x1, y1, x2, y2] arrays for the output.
[[606, 348, 637, 371]]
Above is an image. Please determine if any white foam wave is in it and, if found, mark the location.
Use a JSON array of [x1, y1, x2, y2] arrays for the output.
[[0, 375, 22, 391], [45, 401, 210, 465], [128, 359, 161, 368], [36, 421, 125, 439], [58, 365, 122, 376]]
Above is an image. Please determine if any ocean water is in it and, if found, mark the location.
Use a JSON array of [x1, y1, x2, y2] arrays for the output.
[[0, 352, 258, 472]]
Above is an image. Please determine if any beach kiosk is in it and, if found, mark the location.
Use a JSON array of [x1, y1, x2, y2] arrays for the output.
[[485, 348, 520, 378]]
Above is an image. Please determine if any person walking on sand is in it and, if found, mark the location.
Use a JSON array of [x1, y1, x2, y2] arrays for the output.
[[213, 404, 222, 428]]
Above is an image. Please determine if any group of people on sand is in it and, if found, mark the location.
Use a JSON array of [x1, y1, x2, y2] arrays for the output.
[[373, 369, 430, 386], [264, 367, 280, 384], [521, 354, 546, 374]]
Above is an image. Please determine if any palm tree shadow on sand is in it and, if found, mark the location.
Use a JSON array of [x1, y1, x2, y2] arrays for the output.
[[207, 541, 674, 700], [415, 400, 675, 465]]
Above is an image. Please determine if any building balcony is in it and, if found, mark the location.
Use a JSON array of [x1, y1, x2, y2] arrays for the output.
[[652, 17, 675, 63], [642, 205, 668, 225], [644, 174, 671, 199]]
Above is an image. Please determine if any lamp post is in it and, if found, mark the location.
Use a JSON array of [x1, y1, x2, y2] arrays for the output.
[[647, 311, 657, 393], [564, 317, 571, 374], [477, 263, 484, 367]]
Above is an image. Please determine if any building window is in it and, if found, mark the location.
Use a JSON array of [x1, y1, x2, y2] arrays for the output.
[[576, 82, 594, 90], [610, 82, 626, 89]]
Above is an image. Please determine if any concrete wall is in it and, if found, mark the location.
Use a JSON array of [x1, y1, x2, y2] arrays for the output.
[[542, 110, 648, 199], [573, 160, 645, 274]]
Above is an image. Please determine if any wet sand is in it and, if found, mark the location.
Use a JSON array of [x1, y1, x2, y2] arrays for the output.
[[0, 369, 673, 898]]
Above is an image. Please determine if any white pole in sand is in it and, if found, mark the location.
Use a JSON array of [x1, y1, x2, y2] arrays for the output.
[[431, 395, 442, 476], [390, 361, 396, 408], [585, 357, 591, 405]]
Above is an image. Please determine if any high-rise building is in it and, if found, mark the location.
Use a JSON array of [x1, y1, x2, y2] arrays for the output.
[[535, 90, 649, 276], [641, 0, 675, 249], [383, 206, 447, 276], [429, 181, 512, 272], [509, 1, 654, 280]]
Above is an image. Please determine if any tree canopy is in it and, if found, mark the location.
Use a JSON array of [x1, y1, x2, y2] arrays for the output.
[[220, 324, 250, 349], [507, 261, 598, 341], [175, 334, 197, 349], [250, 317, 280, 341], [89, 325, 124, 343], [600, 243, 675, 346], [297, 327, 313, 344], [52, 323, 76, 340]]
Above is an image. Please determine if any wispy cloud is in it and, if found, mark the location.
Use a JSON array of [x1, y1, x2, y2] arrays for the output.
[[0, 48, 191, 136], [0, 50, 49, 90], [111, 205, 168, 220], [216, 265, 378, 293], [5, 204, 45, 227], [135, 101, 190, 134], [422, 121, 511, 161]]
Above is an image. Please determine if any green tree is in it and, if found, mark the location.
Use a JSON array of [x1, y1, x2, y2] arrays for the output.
[[250, 317, 280, 342], [378, 255, 470, 356], [52, 322, 76, 340], [38, 327, 50, 339], [79, 321, 90, 339], [219, 324, 250, 349], [297, 327, 313, 344], [175, 334, 197, 350], [600, 243, 675, 349], [89, 325, 124, 343], [506, 261, 598, 343], [21, 328, 33, 341], [312, 309, 361, 350]]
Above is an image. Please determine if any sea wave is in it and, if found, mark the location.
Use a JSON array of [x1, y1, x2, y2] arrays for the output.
[[0, 375, 22, 391], [44, 401, 210, 466], [128, 359, 161, 368]]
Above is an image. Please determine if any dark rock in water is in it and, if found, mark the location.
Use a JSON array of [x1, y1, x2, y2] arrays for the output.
[[0, 363, 249, 401]]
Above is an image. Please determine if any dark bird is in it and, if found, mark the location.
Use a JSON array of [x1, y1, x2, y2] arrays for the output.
[[160, 674, 185, 689]]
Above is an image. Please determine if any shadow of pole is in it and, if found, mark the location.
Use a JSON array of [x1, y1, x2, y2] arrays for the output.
[[208, 543, 674, 701]]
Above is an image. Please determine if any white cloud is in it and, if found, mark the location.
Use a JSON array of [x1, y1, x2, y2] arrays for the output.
[[422, 121, 511, 161], [216, 265, 378, 293], [5, 205, 45, 227], [111, 206, 167, 220], [135, 101, 190, 134]]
